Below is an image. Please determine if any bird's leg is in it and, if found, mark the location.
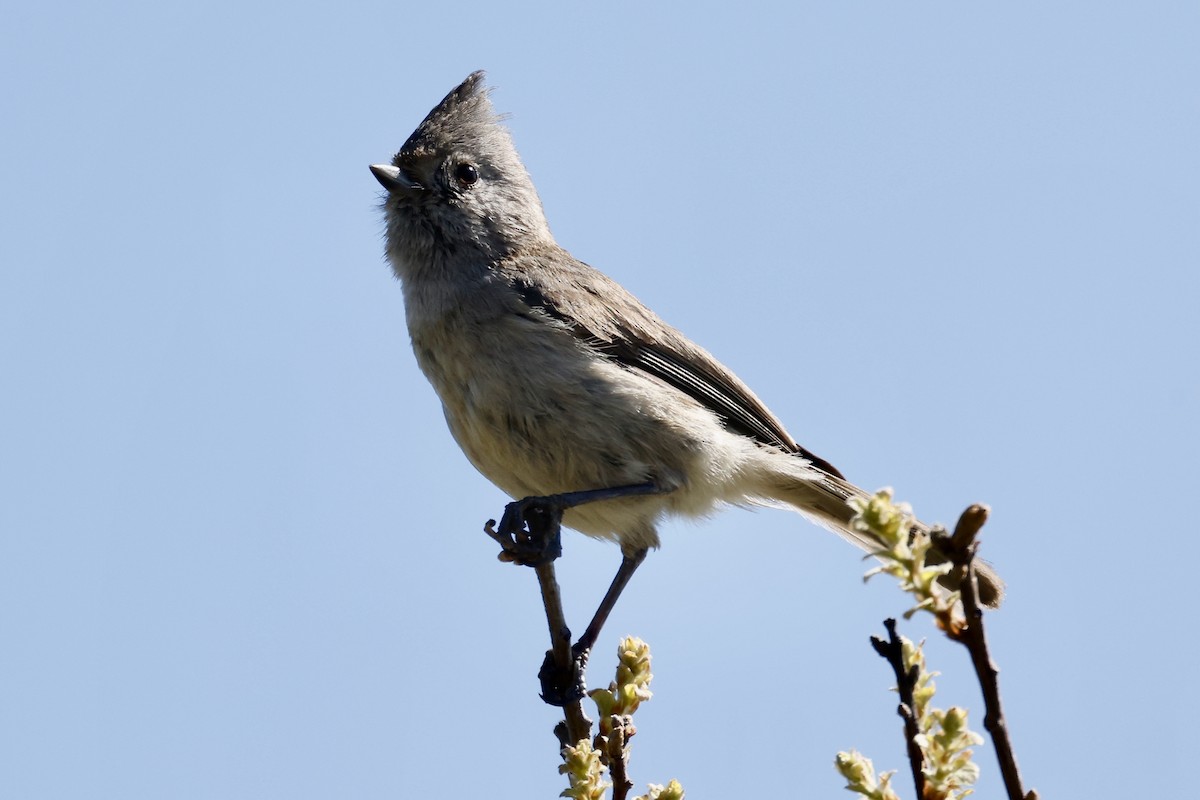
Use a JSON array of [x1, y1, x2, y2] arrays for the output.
[[579, 544, 647, 644], [539, 545, 650, 708], [483, 481, 662, 714]]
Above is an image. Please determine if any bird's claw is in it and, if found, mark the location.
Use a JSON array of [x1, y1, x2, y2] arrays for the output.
[[539, 645, 589, 707], [483, 495, 565, 567]]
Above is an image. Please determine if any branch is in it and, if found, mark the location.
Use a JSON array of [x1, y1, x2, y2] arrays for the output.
[[534, 559, 593, 747], [484, 511, 592, 748], [936, 505, 1036, 800], [604, 720, 633, 800], [870, 619, 926, 800]]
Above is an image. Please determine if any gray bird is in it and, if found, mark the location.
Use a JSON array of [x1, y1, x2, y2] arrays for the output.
[[370, 72, 1002, 662]]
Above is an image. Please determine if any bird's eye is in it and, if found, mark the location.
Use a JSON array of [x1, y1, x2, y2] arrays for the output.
[[454, 163, 479, 187]]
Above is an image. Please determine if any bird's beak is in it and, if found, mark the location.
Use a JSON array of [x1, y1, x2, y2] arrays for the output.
[[370, 163, 422, 194]]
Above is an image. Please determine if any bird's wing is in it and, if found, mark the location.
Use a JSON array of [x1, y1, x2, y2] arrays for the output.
[[503, 251, 844, 478]]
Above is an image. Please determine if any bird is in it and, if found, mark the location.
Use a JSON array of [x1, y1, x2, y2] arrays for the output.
[[370, 71, 1003, 671]]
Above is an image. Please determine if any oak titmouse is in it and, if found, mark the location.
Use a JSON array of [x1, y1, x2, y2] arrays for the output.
[[370, 72, 1003, 616]]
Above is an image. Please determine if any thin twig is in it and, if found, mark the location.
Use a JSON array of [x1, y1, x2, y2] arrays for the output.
[[485, 508, 593, 749], [604, 719, 633, 800], [533, 559, 592, 747], [871, 618, 926, 799], [938, 505, 1034, 800]]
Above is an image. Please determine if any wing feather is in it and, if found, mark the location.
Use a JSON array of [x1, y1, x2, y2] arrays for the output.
[[503, 250, 844, 478]]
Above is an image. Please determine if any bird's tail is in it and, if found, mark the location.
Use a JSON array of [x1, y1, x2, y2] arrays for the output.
[[758, 466, 1005, 608]]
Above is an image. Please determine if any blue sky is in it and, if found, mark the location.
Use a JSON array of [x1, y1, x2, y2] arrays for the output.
[[2, 3, 1197, 798]]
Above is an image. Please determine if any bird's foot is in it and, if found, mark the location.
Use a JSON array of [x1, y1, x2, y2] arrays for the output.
[[539, 641, 591, 707], [483, 495, 565, 567]]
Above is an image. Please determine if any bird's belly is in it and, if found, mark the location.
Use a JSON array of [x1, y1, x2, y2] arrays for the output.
[[408, 314, 730, 535]]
